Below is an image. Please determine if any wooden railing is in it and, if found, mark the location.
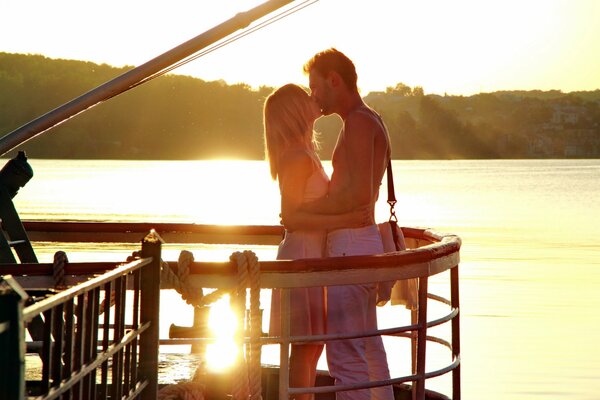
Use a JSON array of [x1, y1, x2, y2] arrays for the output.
[[0, 231, 162, 400]]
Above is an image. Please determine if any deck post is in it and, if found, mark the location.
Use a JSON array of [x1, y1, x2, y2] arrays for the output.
[[0, 275, 27, 400], [190, 306, 209, 354], [451, 266, 461, 399], [414, 276, 429, 400], [139, 230, 163, 400]]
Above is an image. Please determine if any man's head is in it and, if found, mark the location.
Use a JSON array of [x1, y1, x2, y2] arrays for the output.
[[303, 48, 358, 115]]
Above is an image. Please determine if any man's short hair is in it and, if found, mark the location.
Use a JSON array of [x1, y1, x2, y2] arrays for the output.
[[303, 48, 357, 91]]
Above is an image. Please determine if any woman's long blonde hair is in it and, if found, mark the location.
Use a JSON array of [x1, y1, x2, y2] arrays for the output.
[[263, 84, 318, 180]]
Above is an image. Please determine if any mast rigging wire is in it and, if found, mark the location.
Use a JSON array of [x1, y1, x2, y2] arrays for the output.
[[0, 0, 319, 156], [119, 0, 318, 95]]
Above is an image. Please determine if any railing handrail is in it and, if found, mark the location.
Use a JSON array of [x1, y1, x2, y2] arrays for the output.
[[3, 224, 460, 399], [6, 225, 461, 290], [7, 232, 461, 277], [22, 221, 284, 236], [0, 231, 163, 400], [172, 229, 460, 290], [21, 258, 151, 322]]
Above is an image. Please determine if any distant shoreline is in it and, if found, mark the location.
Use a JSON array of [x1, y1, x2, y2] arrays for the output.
[[2, 52, 599, 160]]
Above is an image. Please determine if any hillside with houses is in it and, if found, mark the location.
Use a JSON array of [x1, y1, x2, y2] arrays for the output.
[[364, 86, 600, 159], [1, 53, 599, 160]]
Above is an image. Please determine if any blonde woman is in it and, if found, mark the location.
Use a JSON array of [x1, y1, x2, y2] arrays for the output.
[[264, 84, 368, 400]]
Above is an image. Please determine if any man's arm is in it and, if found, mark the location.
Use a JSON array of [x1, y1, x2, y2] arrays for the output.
[[344, 112, 377, 207], [301, 112, 377, 215]]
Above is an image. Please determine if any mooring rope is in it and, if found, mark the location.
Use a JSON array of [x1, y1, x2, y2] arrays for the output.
[[169, 250, 205, 307], [51, 246, 264, 400], [127, 249, 227, 308], [126, 248, 263, 400], [153, 250, 262, 400], [157, 380, 205, 400]]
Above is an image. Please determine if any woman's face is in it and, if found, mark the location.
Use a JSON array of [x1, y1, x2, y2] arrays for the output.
[[307, 95, 322, 123], [308, 70, 334, 116]]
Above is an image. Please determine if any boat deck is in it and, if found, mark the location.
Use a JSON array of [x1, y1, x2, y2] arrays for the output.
[[0, 223, 461, 399]]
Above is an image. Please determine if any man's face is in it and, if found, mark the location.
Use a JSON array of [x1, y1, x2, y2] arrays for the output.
[[308, 70, 333, 116]]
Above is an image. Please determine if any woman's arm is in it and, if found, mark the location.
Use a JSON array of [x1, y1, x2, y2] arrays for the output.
[[279, 152, 369, 231]]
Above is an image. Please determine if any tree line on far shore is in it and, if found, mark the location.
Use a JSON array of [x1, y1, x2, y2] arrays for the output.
[[1, 52, 599, 160]]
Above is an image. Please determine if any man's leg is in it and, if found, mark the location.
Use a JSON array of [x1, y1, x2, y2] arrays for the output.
[[326, 284, 372, 400], [365, 287, 394, 400], [326, 226, 393, 400]]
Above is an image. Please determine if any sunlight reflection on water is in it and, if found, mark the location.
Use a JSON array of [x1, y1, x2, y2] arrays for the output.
[[14, 159, 600, 399]]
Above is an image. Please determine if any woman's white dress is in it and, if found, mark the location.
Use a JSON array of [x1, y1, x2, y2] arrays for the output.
[[269, 165, 329, 337]]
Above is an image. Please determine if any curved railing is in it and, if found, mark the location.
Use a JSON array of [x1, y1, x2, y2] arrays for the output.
[[18, 222, 461, 399], [177, 226, 461, 400]]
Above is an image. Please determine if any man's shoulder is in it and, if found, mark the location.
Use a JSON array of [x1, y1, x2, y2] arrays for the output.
[[345, 106, 386, 136]]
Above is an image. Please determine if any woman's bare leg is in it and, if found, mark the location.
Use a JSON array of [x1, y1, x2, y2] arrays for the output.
[[290, 344, 325, 400]]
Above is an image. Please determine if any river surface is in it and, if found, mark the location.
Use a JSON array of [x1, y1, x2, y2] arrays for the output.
[[14, 158, 600, 400]]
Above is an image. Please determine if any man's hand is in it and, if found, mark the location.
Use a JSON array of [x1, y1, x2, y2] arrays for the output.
[[346, 204, 374, 228]]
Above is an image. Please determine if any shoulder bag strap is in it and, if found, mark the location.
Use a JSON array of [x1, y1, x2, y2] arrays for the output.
[[387, 160, 401, 251]]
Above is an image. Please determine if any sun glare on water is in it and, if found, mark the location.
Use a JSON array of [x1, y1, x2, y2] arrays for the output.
[[205, 295, 239, 371], [176, 160, 280, 226]]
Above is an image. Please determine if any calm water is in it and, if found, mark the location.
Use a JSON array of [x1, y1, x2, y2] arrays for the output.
[[13, 159, 600, 400]]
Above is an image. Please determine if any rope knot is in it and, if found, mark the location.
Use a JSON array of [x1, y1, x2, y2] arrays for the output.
[[178, 250, 204, 306]]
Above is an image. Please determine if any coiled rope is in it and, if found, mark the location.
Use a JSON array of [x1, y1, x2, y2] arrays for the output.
[[159, 250, 205, 307], [130, 248, 263, 400], [128, 249, 226, 308]]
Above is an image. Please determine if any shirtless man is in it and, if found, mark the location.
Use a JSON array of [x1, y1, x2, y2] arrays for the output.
[[301, 48, 394, 400]]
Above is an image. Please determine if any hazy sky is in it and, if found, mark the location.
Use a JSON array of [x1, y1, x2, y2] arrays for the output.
[[1, 0, 599, 95]]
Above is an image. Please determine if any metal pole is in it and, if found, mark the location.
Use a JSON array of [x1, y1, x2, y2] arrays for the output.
[[0, 0, 294, 156]]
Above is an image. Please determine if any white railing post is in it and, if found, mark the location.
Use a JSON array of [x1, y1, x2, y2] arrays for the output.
[[451, 266, 461, 399], [414, 276, 429, 399], [279, 288, 291, 400]]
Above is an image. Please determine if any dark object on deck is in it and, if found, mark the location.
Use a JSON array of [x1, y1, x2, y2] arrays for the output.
[[0, 151, 34, 198], [0, 151, 37, 264]]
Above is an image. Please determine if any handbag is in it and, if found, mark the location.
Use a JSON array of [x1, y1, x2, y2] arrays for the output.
[[376, 160, 418, 310]]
